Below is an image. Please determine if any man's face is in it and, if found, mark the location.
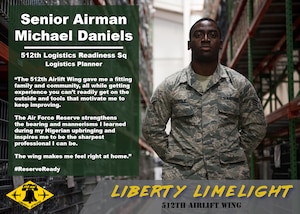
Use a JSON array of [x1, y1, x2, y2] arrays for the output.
[[188, 20, 222, 63]]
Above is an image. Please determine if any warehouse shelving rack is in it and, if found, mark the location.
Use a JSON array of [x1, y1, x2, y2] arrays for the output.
[[218, 0, 300, 179]]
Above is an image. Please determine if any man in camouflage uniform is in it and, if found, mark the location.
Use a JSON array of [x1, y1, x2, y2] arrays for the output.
[[142, 18, 266, 179]]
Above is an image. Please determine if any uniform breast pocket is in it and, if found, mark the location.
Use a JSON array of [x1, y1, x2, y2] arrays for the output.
[[219, 148, 247, 165], [172, 101, 194, 118], [218, 96, 239, 125]]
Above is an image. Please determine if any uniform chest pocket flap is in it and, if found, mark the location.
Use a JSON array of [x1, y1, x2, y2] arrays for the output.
[[218, 96, 239, 115], [172, 101, 194, 118], [219, 148, 247, 165]]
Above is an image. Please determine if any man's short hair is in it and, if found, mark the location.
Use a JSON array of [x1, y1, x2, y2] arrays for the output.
[[189, 18, 222, 40]]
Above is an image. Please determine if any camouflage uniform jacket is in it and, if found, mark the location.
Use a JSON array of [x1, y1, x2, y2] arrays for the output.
[[142, 64, 266, 179]]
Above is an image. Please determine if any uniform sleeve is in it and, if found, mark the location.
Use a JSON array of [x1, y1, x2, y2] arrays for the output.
[[142, 82, 171, 161], [239, 80, 267, 155]]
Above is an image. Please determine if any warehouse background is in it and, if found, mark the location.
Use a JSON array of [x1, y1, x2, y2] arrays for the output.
[[0, 0, 300, 213]]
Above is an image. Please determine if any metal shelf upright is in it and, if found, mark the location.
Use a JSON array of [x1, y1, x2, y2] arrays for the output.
[[219, 0, 300, 179]]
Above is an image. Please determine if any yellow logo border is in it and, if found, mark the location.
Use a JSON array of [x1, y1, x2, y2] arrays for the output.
[[6, 180, 54, 210]]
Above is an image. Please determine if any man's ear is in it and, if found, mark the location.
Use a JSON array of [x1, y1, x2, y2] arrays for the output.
[[219, 40, 223, 49], [188, 41, 191, 50]]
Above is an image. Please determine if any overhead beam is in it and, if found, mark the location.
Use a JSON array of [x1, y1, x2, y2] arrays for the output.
[[220, 0, 247, 61], [221, 0, 272, 68], [253, 16, 300, 80], [266, 96, 300, 124]]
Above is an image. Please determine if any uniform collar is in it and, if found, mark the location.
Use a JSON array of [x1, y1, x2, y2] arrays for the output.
[[180, 64, 228, 91]]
